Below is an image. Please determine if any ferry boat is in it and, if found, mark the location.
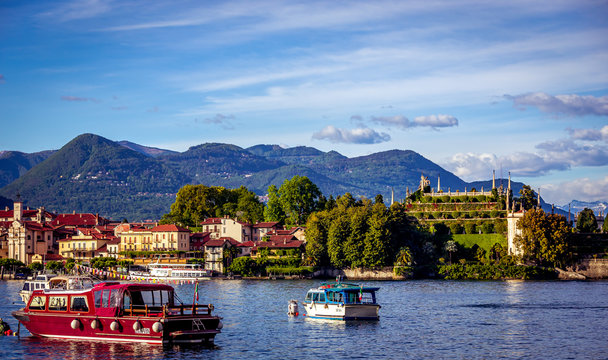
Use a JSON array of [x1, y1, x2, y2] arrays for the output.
[[12, 282, 222, 344], [139, 261, 213, 280], [303, 281, 381, 320]]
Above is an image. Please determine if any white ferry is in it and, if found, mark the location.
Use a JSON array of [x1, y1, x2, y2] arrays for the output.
[[142, 261, 213, 280], [303, 280, 381, 320]]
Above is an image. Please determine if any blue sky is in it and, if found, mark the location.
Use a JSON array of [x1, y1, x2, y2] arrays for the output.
[[1, 0, 607, 206]]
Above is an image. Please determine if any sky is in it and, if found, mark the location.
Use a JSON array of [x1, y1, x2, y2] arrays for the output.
[[1, 0, 607, 206]]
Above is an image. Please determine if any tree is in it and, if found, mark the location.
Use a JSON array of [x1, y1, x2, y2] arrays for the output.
[[46, 260, 64, 273], [264, 185, 285, 223], [228, 256, 257, 276], [514, 208, 571, 267], [304, 212, 330, 266], [519, 185, 537, 211], [374, 194, 384, 205], [603, 217, 608, 233], [343, 204, 370, 268], [278, 176, 322, 226], [235, 187, 264, 224], [576, 208, 597, 233], [362, 202, 391, 268], [445, 240, 457, 264], [327, 213, 350, 268]]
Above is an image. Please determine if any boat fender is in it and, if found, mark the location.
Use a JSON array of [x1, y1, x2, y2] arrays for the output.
[[217, 321, 223, 330], [70, 319, 81, 330], [90, 319, 100, 330], [152, 321, 163, 333], [208, 304, 214, 311], [133, 320, 142, 331], [110, 320, 121, 331]]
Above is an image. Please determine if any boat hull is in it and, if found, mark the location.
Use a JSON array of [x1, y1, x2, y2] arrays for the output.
[[13, 310, 221, 344], [304, 303, 380, 320]]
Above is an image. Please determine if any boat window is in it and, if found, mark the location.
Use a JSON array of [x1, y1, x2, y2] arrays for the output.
[[70, 296, 89, 312], [334, 292, 343, 303], [312, 293, 320, 302], [22, 283, 30, 291], [95, 290, 102, 308], [305, 292, 312, 301], [29, 296, 46, 311], [49, 296, 68, 311], [319, 293, 326, 302]]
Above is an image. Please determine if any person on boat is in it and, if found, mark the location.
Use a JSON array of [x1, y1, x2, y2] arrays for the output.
[[0, 317, 12, 336]]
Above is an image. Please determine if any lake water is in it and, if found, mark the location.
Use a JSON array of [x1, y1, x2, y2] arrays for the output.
[[0, 279, 607, 359]]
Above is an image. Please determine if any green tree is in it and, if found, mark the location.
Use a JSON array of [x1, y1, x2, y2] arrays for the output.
[[304, 211, 330, 266], [46, 260, 64, 273], [519, 185, 537, 211], [343, 205, 370, 268], [514, 208, 571, 267], [28, 262, 43, 272], [362, 202, 391, 267], [235, 187, 264, 224], [278, 176, 322, 226], [327, 213, 350, 268], [576, 208, 597, 233], [264, 184, 285, 223], [603, 217, 608, 233], [228, 256, 257, 276]]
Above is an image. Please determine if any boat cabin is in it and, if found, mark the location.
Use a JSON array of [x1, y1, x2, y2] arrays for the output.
[[26, 282, 178, 317], [304, 283, 379, 305]]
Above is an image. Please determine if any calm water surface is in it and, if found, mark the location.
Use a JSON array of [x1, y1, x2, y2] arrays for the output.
[[0, 279, 606, 359]]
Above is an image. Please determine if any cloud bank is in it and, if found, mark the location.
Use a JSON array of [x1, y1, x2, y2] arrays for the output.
[[312, 125, 390, 144], [505, 92, 608, 116]]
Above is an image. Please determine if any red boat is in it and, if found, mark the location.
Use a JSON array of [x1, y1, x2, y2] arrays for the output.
[[12, 282, 222, 345]]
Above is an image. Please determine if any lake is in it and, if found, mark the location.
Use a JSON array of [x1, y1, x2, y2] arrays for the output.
[[0, 279, 607, 359]]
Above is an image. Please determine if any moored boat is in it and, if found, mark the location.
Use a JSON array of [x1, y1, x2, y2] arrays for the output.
[[303, 280, 381, 320], [19, 275, 97, 303], [13, 282, 222, 344], [19, 274, 57, 303]]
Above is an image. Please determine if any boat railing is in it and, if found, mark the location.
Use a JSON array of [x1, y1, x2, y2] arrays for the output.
[[121, 303, 213, 317]]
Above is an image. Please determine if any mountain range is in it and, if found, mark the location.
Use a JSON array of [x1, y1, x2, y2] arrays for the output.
[[1, 133, 532, 221]]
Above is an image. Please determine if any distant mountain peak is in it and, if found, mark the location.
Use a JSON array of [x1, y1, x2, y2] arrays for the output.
[[117, 140, 177, 158]]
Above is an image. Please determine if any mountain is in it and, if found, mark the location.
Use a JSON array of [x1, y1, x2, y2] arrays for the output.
[[117, 141, 178, 158], [557, 200, 608, 216], [0, 150, 55, 188], [2, 135, 554, 221], [0, 134, 188, 221]]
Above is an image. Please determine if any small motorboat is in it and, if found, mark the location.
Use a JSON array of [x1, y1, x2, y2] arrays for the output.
[[18, 274, 57, 303], [303, 280, 381, 320]]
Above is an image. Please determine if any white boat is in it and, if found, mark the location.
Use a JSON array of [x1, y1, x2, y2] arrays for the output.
[[19, 274, 57, 303], [303, 280, 381, 320], [19, 274, 97, 303], [143, 261, 212, 280]]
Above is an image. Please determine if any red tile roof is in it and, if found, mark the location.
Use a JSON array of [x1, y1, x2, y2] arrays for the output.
[[253, 238, 304, 250], [238, 241, 255, 247], [44, 254, 64, 261], [200, 218, 222, 225], [253, 221, 281, 228], [51, 213, 106, 227], [150, 224, 191, 232], [204, 239, 230, 247]]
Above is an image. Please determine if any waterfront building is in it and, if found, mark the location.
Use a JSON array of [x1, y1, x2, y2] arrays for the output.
[[200, 217, 252, 243]]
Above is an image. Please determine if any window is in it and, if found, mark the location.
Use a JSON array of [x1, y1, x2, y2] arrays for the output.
[[70, 296, 89, 312], [29, 296, 46, 311], [49, 296, 68, 311]]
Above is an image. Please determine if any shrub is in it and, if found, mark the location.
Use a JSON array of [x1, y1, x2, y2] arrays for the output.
[[464, 222, 477, 234], [481, 222, 494, 234], [449, 222, 464, 235]]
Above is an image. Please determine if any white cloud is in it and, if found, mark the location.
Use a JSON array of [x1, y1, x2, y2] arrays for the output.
[[505, 92, 608, 116], [567, 125, 608, 142], [413, 114, 458, 128], [312, 125, 390, 144], [542, 176, 608, 205]]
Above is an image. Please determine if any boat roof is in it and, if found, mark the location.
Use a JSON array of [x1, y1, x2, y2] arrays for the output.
[[312, 282, 380, 292], [92, 282, 175, 292]]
